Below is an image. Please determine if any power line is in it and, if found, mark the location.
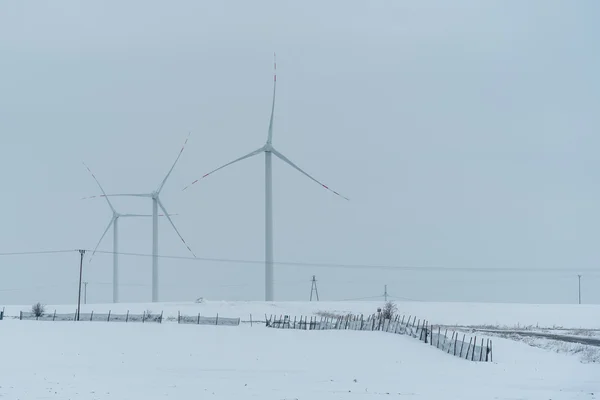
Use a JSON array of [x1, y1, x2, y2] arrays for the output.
[[1, 248, 600, 275], [89, 250, 600, 274], [387, 294, 422, 302], [0, 250, 76, 256], [340, 295, 383, 301]]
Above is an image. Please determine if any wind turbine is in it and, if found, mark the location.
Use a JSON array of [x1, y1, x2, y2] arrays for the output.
[[82, 163, 172, 303], [183, 55, 348, 301], [89, 134, 197, 302]]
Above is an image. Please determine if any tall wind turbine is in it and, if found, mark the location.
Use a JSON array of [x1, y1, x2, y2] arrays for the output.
[[92, 134, 197, 302], [82, 163, 171, 303], [183, 56, 348, 301]]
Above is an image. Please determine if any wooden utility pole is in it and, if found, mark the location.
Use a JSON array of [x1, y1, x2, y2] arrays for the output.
[[77, 250, 86, 321]]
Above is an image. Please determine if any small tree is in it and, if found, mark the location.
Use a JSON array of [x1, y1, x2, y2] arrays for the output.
[[32, 302, 45, 317], [382, 300, 397, 320]]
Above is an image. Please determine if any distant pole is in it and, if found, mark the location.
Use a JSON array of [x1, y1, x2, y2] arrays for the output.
[[310, 275, 320, 301], [578, 274, 582, 304], [77, 250, 86, 321], [384, 285, 388, 302], [83, 282, 88, 305]]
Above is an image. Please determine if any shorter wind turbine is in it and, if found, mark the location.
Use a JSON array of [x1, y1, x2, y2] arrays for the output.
[[83, 163, 171, 303], [183, 56, 348, 301], [89, 134, 196, 302]]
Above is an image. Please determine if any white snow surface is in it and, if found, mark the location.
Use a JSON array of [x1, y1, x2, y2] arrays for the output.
[[2, 301, 600, 399], [1, 318, 599, 399], [4, 300, 600, 328]]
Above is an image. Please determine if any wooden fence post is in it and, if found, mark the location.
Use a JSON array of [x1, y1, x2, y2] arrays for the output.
[[159, 311, 164, 324], [430, 324, 434, 346], [479, 338, 484, 361], [178, 311, 180, 324], [447, 332, 455, 353], [471, 336, 477, 361], [107, 310, 111, 322], [465, 337, 472, 360], [490, 340, 493, 362], [142, 311, 146, 323], [126, 310, 129, 323], [197, 313, 200, 325], [250, 314, 253, 327], [90, 311, 94, 321], [53, 310, 57, 321], [216, 313, 219, 326], [454, 333, 458, 356], [437, 326, 441, 348], [460, 334, 466, 357]]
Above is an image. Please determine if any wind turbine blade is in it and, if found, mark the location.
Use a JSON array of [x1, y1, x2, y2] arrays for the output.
[[182, 147, 264, 191], [157, 132, 190, 194], [82, 162, 116, 213], [157, 199, 197, 258], [272, 149, 349, 201], [267, 52, 277, 145], [89, 216, 116, 264]]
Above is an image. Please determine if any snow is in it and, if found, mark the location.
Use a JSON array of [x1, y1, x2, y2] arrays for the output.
[[4, 300, 600, 328], [1, 318, 599, 399]]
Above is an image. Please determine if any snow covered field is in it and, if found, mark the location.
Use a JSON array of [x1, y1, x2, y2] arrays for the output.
[[4, 300, 600, 329], [1, 318, 599, 399]]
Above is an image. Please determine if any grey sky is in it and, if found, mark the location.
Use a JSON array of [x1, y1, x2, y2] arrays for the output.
[[0, 1, 599, 305]]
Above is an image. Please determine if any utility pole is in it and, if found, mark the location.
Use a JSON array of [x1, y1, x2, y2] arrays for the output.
[[384, 285, 388, 302], [578, 274, 582, 304], [83, 282, 88, 305], [77, 250, 86, 321], [310, 275, 320, 301]]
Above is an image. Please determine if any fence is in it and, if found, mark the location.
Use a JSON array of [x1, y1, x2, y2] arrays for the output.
[[177, 312, 240, 326], [17, 310, 240, 326], [19, 310, 164, 323], [266, 313, 493, 362]]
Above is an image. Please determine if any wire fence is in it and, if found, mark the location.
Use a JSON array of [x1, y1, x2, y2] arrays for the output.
[[17, 310, 240, 326], [19, 310, 164, 323], [177, 312, 240, 326], [266, 313, 493, 362]]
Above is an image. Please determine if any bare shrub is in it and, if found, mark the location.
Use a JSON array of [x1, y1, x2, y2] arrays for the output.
[[32, 302, 45, 317], [382, 301, 397, 320]]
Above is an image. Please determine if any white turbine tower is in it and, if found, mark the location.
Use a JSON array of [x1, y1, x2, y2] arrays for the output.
[[93, 134, 196, 302], [183, 56, 348, 301], [82, 163, 172, 303]]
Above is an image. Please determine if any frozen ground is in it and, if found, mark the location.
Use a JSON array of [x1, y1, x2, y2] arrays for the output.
[[1, 319, 599, 399], [4, 300, 600, 328]]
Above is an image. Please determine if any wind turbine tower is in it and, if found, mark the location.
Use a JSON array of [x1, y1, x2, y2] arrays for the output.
[[89, 135, 196, 302], [183, 56, 348, 301], [83, 163, 160, 303]]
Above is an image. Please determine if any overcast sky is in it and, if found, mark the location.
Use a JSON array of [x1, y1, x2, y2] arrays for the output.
[[0, 1, 599, 306]]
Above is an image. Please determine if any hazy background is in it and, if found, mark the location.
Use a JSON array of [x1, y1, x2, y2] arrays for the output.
[[0, 1, 599, 305]]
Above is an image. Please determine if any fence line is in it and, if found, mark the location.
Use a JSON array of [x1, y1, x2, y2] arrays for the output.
[[265, 313, 493, 362], [17, 310, 240, 326], [177, 312, 240, 326]]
